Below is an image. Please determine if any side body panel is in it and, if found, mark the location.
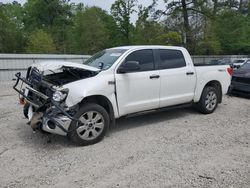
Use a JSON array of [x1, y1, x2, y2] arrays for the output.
[[193, 65, 231, 102], [115, 70, 160, 116], [159, 67, 196, 107], [157, 48, 197, 107], [114, 48, 161, 116]]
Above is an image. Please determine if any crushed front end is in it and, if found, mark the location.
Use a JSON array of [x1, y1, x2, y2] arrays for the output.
[[13, 67, 81, 136]]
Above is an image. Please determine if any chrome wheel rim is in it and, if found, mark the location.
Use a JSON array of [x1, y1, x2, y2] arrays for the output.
[[205, 91, 217, 111], [76, 111, 104, 140]]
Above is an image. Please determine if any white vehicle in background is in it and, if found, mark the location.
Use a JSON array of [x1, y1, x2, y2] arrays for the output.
[[14, 45, 232, 146], [232, 58, 249, 69], [207, 58, 233, 66]]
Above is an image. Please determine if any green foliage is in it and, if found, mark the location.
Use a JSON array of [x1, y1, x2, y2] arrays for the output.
[[156, 32, 182, 46], [23, 0, 72, 52], [23, 0, 72, 30], [196, 36, 222, 55], [25, 29, 56, 53], [133, 21, 164, 44], [111, 0, 137, 44], [0, 0, 249, 55], [214, 10, 250, 54], [133, 5, 164, 45], [68, 6, 119, 54], [159, 0, 250, 55], [196, 21, 222, 55], [0, 2, 25, 53]]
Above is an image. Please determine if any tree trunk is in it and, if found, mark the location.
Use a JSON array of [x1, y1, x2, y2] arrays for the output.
[[212, 0, 218, 17], [181, 0, 194, 53]]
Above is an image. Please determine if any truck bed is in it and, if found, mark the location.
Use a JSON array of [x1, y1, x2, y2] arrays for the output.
[[194, 63, 231, 66]]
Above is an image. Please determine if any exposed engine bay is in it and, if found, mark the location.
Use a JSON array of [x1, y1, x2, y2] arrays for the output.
[[13, 64, 99, 135], [42, 67, 98, 86]]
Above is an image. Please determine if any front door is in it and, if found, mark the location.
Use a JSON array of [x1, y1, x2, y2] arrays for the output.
[[115, 49, 160, 116]]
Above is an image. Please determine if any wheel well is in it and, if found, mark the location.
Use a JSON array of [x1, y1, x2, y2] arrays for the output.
[[204, 81, 222, 103], [80, 95, 115, 121]]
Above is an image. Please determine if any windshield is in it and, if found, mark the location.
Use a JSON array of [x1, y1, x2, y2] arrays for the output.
[[240, 61, 250, 69], [84, 49, 127, 70]]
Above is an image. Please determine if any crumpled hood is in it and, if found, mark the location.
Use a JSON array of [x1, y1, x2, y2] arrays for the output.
[[32, 61, 100, 72]]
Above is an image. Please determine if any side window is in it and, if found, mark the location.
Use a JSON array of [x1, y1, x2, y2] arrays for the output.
[[125, 49, 154, 71], [159, 49, 186, 69]]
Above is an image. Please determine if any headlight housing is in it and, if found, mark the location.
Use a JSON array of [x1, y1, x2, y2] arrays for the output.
[[52, 88, 69, 102]]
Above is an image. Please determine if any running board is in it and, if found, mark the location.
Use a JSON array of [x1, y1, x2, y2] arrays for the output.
[[123, 102, 193, 118]]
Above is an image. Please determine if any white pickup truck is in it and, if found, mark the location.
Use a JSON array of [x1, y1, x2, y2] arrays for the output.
[[14, 46, 232, 145]]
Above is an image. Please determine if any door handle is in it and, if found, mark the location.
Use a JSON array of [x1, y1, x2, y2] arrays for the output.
[[149, 75, 160, 79], [186, 72, 194, 75]]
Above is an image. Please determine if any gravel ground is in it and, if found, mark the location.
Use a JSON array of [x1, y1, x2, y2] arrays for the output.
[[0, 81, 249, 188]]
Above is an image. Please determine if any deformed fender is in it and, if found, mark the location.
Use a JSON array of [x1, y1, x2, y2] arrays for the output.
[[62, 73, 119, 118]]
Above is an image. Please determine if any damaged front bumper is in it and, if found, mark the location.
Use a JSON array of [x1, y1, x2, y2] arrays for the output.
[[13, 72, 79, 136]]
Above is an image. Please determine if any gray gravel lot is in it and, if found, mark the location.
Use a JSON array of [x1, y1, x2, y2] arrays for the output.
[[0, 81, 249, 188]]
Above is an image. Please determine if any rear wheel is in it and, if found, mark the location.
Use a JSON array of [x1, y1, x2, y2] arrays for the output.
[[196, 86, 219, 114], [68, 103, 109, 146]]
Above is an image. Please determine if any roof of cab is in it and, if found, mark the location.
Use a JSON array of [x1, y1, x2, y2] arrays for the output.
[[109, 45, 185, 51]]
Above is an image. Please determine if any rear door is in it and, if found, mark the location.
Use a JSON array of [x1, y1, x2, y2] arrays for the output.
[[115, 49, 160, 116], [157, 49, 196, 107]]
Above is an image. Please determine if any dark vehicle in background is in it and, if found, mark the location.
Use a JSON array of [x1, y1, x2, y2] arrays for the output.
[[228, 60, 250, 96], [232, 58, 249, 69]]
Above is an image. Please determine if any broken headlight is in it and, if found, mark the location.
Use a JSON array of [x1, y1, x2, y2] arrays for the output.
[[52, 88, 69, 102]]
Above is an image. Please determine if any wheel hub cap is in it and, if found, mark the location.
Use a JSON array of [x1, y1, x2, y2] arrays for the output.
[[76, 111, 104, 141], [205, 91, 217, 111]]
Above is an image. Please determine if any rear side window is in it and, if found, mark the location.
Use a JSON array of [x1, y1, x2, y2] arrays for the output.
[[125, 49, 154, 71], [159, 49, 186, 69]]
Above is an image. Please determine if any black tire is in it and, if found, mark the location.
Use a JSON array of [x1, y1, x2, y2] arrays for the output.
[[68, 103, 110, 146], [196, 86, 219, 114]]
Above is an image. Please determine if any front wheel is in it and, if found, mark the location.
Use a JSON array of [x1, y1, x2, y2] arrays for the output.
[[196, 86, 219, 114], [68, 103, 110, 146]]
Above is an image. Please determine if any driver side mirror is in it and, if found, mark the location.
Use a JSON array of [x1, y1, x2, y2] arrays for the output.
[[117, 61, 140, 73]]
